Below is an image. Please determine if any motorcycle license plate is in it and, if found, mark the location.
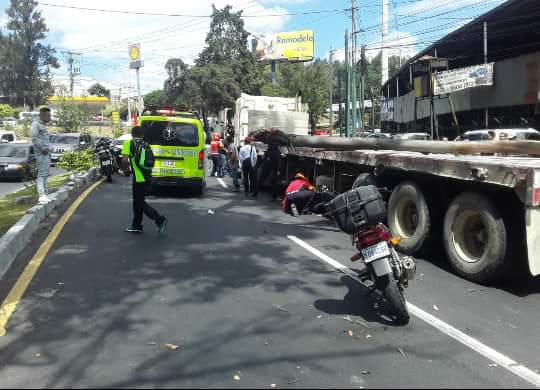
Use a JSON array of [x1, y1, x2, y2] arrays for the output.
[[362, 242, 391, 264], [162, 160, 174, 167], [102, 160, 111, 166]]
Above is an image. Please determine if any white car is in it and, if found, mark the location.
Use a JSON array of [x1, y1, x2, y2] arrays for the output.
[[1, 117, 17, 127], [392, 133, 432, 140], [456, 128, 540, 141]]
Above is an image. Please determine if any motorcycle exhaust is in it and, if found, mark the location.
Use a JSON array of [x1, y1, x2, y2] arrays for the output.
[[402, 256, 416, 281]]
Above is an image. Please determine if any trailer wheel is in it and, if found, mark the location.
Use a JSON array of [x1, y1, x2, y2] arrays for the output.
[[443, 192, 508, 283], [352, 173, 377, 189], [388, 182, 431, 255]]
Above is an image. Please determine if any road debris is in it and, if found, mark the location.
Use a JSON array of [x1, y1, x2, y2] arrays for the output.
[[233, 372, 241, 381], [208, 210, 215, 215], [397, 348, 406, 357], [34, 353, 41, 357], [317, 314, 322, 319], [233, 296, 240, 302], [362, 370, 371, 375], [288, 377, 299, 384], [489, 363, 498, 368], [164, 343, 180, 351], [146, 342, 157, 346], [35, 285, 64, 299], [366, 334, 372, 339], [343, 315, 370, 329], [273, 304, 290, 313], [348, 330, 354, 337], [433, 305, 439, 311], [270, 384, 277, 388]]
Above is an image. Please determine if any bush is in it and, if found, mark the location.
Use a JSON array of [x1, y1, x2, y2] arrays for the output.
[[56, 149, 96, 173], [0, 104, 13, 118]]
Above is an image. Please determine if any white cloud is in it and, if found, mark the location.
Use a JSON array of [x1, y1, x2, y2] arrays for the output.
[[39, 0, 292, 93]]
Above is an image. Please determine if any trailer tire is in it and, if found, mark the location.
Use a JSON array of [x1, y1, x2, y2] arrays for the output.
[[352, 173, 377, 189], [388, 182, 431, 255], [443, 192, 508, 284]]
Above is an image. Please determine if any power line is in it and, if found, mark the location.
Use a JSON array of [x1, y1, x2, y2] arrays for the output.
[[40, 2, 350, 18]]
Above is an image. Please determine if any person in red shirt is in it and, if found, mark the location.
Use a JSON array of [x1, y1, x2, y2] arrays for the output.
[[282, 172, 315, 215], [210, 134, 224, 177]]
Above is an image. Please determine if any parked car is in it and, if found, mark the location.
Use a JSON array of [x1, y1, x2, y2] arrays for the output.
[[49, 133, 93, 163], [1, 117, 17, 127], [392, 132, 432, 140], [367, 132, 392, 139], [456, 128, 540, 141], [0, 131, 17, 143], [0, 143, 36, 181]]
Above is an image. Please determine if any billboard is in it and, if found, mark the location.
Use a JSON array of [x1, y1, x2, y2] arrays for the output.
[[434, 63, 494, 95], [252, 30, 314, 62]]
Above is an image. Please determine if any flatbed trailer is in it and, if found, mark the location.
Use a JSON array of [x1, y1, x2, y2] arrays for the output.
[[276, 145, 540, 283]]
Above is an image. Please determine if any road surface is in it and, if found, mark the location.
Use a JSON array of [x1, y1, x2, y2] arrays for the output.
[[0, 175, 538, 388]]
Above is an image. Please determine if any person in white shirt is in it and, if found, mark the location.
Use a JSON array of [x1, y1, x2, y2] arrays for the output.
[[239, 136, 258, 196]]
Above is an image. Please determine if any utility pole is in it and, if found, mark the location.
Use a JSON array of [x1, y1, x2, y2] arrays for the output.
[[351, 0, 358, 136], [381, 0, 389, 87], [329, 48, 335, 133], [360, 45, 366, 130], [484, 21, 489, 128], [345, 29, 351, 137], [62, 51, 82, 98]]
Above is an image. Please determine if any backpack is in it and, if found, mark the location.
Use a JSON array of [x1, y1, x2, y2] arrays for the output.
[[131, 139, 155, 177]]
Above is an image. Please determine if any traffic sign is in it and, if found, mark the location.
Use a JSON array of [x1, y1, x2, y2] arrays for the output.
[[129, 43, 143, 69]]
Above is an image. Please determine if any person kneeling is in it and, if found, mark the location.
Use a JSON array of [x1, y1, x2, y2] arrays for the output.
[[282, 172, 315, 217]]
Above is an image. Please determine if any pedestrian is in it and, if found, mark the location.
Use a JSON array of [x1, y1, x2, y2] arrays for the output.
[[226, 135, 241, 192], [122, 126, 167, 234], [31, 107, 52, 204], [252, 143, 281, 200], [239, 136, 258, 196], [210, 134, 224, 177]]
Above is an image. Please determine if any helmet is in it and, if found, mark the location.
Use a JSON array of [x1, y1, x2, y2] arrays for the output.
[[294, 172, 306, 180], [244, 136, 252, 143]]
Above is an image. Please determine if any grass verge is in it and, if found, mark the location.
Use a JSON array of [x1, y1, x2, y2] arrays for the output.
[[0, 173, 72, 236]]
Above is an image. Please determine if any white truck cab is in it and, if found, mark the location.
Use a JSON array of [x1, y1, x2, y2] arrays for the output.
[[0, 131, 17, 143]]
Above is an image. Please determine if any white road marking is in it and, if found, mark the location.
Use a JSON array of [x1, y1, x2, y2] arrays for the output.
[[287, 235, 540, 388], [217, 178, 228, 189]]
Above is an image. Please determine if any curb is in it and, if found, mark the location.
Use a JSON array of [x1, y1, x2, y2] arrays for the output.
[[0, 167, 98, 279]]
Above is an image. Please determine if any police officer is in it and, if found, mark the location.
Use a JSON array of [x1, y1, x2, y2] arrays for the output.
[[122, 126, 167, 234], [31, 107, 52, 204]]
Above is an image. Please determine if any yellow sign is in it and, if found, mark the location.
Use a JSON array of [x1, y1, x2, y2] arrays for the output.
[[112, 111, 119, 125], [128, 43, 143, 69], [253, 30, 314, 62], [48, 96, 109, 104], [129, 45, 140, 62]]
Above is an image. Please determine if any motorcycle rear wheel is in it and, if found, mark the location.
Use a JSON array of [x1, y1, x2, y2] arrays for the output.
[[382, 276, 410, 325]]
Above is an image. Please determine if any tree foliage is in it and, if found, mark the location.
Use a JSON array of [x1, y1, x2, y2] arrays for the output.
[[0, 104, 14, 118], [87, 83, 110, 98], [57, 99, 87, 133], [0, 0, 59, 108]]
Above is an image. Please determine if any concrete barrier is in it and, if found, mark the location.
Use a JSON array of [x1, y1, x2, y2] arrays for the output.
[[0, 167, 99, 279]]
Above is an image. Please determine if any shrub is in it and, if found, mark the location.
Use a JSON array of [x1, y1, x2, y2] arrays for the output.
[[56, 149, 96, 173]]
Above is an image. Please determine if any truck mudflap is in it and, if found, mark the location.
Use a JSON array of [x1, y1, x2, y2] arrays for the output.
[[526, 208, 540, 276]]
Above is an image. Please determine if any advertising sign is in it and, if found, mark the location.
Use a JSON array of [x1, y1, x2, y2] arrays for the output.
[[252, 30, 314, 62], [434, 63, 494, 95], [129, 43, 143, 69]]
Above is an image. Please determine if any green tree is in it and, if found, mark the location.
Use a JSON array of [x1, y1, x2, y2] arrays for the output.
[[0, 0, 59, 108], [0, 104, 13, 118], [87, 83, 110, 98], [260, 84, 289, 97], [57, 99, 87, 133], [144, 90, 165, 106]]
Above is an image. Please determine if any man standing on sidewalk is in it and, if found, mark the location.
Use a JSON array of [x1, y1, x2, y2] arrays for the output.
[[226, 135, 241, 192], [31, 107, 52, 204], [122, 126, 167, 234]]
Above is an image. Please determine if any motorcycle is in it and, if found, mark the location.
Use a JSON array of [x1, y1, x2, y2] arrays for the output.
[[95, 142, 116, 183], [327, 185, 416, 325], [350, 222, 416, 325]]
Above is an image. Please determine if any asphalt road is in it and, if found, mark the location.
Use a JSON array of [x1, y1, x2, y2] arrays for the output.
[[0, 167, 66, 197], [0, 174, 538, 388]]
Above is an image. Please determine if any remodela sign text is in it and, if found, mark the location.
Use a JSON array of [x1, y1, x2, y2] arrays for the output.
[[434, 63, 494, 95]]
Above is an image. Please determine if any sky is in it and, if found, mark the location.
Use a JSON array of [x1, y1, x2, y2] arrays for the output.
[[0, 0, 507, 95]]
